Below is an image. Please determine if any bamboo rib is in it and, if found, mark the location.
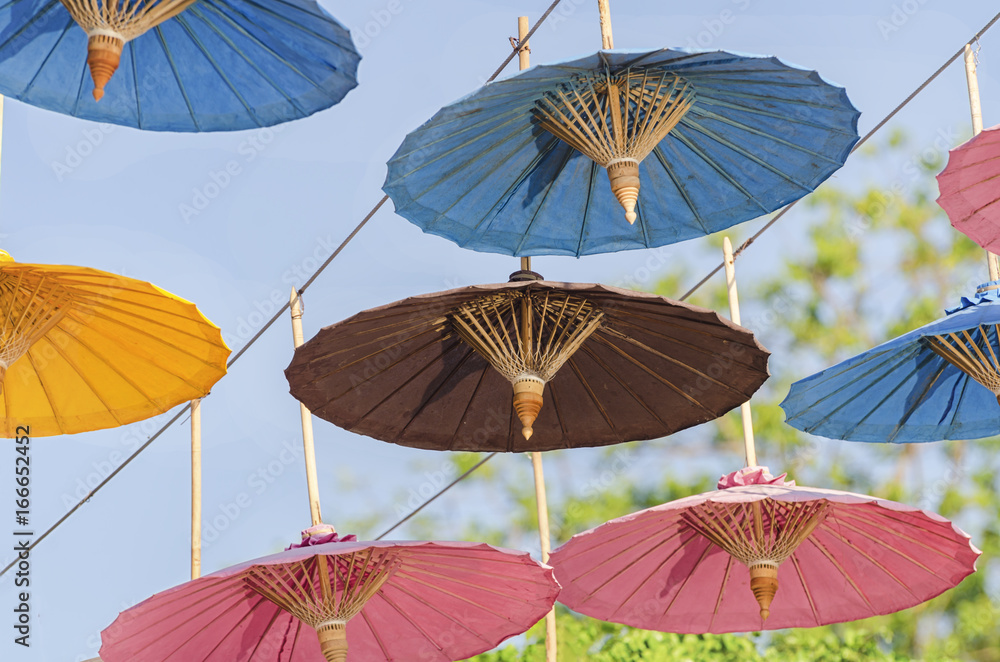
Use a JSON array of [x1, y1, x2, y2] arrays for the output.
[[534, 67, 695, 223], [926, 327, 1000, 397], [682, 499, 830, 620], [244, 550, 400, 661], [58, 0, 196, 99], [0, 271, 71, 388], [450, 290, 604, 438]]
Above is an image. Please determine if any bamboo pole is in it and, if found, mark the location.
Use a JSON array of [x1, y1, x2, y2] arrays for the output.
[[531, 447, 557, 662], [290, 289, 323, 527], [723, 237, 757, 467], [964, 44, 1000, 281], [191, 398, 202, 580], [520, 16, 556, 662], [597, 0, 614, 49], [0, 96, 5, 199], [518, 16, 532, 276]]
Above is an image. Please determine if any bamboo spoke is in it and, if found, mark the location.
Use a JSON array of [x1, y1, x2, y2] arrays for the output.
[[681, 498, 830, 621], [533, 66, 696, 222], [925, 327, 1000, 396], [449, 289, 604, 439], [58, 0, 197, 99], [243, 551, 400, 627], [0, 271, 71, 382]]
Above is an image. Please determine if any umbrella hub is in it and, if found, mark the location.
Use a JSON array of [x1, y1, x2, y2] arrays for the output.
[[681, 498, 830, 621], [512, 374, 545, 440], [0, 271, 71, 388], [316, 620, 348, 662], [243, 550, 400, 657], [533, 67, 696, 224], [925, 328, 1000, 399], [58, 0, 197, 100], [450, 290, 605, 439]]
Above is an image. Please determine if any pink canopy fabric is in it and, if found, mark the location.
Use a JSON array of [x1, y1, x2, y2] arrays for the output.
[[937, 125, 1000, 252], [100, 531, 560, 662], [550, 468, 980, 633]]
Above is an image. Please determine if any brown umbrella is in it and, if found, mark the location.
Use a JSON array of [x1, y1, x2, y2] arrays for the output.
[[285, 273, 769, 452]]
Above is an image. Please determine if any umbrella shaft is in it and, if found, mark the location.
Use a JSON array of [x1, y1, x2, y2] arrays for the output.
[[598, 0, 614, 49], [963, 44, 1000, 280]]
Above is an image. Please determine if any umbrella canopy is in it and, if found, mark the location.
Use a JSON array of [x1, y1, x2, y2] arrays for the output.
[[0, 250, 229, 436], [99, 525, 560, 662], [549, 467, 979, 634], [937, 124, 1000, 253], [383, 48, 859, 257], [781, 281, 1000, 442], [285, 276, 770, 452], [0, 0, 360, 131]]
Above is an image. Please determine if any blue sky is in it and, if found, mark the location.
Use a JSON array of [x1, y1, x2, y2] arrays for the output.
[[3, 1, 1000, 660]]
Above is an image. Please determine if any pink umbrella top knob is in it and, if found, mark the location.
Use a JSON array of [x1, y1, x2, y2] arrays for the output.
[[290, 523, 358, 548], [717, 466, 796, 490]]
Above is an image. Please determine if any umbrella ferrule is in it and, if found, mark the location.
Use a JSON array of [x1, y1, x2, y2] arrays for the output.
[[316, 619, 348, 662], [747, 559, 779, 570], [86, 26, 126, 41]]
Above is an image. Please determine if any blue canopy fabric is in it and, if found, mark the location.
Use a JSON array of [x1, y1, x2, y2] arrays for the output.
[[384, 48, 860, 257], [781, 283, 1000, 443], [0, 0, 360, 132]]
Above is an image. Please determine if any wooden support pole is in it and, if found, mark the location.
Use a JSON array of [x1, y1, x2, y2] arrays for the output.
[[519, 17, 533, 275], [964, 44, 1000, 281], [190, 397, 202, 580], [290, 289, 323, 527], [0, 96, 5, 203], [519, 17, 555, 661], [531, 451, 557, 662], [723, 237, 757, 467], [597, 0, 614, 49]]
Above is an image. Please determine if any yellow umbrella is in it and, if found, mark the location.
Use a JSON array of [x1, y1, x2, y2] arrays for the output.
[[0, 251, 229, 436]]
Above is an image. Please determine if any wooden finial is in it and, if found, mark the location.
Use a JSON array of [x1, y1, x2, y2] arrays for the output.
[[534, 70, 694, 225], [450, 289, 604, 440], [59, 0, 197, 101], [317, 621, 348, 662], [607, 160, 640, 223], [87, 34, 124, 101], [749, 564, 779, 620], [513, 378, 545, 439]]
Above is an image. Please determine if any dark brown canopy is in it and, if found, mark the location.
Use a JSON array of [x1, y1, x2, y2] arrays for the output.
[[285, 281, 770, 452]]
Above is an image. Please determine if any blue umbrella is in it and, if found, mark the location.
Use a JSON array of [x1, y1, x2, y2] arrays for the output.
[[781, 282, 1000, 443], [384, 48, 859, 257], [0, 0, 360, 132]]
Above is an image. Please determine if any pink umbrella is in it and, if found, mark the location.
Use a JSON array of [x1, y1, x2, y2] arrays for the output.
[[549, 466, 980, 634], [937, 125, 1000, 252], [100, 525, 560, 662]]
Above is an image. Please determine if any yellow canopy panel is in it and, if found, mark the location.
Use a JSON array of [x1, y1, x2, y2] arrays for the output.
[[0, 253, 230, 436]]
